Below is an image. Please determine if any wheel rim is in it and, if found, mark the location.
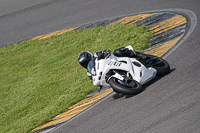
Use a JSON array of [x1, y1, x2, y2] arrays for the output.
[[115, 78, 136, 88], [148, 57, 165, 67]]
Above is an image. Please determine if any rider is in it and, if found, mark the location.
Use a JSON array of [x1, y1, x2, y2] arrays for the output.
[[78, 45, 146, 80]]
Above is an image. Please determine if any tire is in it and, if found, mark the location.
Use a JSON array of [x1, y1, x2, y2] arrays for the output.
[[145, 55, 170, 76], [109, 77, 143, 95]]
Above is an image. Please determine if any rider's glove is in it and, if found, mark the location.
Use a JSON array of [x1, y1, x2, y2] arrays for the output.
[[94, 49, 111, 60], [94, 51, 104, 60], [103, 49, 111, 58]]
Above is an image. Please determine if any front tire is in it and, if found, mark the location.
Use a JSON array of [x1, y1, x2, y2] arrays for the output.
[[109, 77, 143, 95]]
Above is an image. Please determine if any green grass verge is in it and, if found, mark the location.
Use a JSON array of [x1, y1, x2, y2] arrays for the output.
[[0, 24, 153, 133]]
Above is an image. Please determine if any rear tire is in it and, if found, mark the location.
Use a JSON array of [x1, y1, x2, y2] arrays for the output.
[[109, 77, 143, 95], [145, 55, 170, 76], [154, 57, 170, 76]]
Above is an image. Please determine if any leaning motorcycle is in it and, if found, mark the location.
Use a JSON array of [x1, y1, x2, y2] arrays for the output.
[[87, 53, 170, 95]]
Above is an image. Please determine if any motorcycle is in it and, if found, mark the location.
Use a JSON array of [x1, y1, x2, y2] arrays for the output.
[[87, 52, 170, 95]]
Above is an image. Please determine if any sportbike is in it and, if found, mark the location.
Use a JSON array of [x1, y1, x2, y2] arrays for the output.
[[87, 53, 170, 94]]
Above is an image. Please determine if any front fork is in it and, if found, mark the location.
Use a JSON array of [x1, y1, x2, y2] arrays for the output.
[[111, 70, 125, 81], [108, 70, 131, 83]]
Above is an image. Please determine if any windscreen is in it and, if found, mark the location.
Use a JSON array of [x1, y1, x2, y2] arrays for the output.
[[87, 57, 97, 76]]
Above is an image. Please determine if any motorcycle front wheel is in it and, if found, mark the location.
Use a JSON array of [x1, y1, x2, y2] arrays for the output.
[[109, 77, 143, 95]]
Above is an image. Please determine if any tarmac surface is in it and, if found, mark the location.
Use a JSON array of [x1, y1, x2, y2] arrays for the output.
[[1, 0, 200, 133]]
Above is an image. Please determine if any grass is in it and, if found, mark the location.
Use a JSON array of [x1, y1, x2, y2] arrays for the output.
[[0, 24, 153, 133]]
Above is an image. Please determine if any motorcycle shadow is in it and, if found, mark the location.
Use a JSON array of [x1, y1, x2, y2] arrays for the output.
[[112, 68, 176, 100]]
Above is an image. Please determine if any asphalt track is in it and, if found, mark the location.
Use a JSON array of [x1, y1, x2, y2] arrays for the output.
[[1, 0, 200, 133]]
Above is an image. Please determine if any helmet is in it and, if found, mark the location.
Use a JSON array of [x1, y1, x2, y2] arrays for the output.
[[78, 51, 93, 69]]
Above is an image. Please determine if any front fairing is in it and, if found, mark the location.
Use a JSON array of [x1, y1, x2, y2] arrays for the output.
[[92, 55, 130, 86], [87, 57, 110, 86]]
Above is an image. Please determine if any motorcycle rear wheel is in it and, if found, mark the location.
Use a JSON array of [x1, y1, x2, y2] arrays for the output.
[[109, 77, 143, 95], [145, 55, 170, 76]]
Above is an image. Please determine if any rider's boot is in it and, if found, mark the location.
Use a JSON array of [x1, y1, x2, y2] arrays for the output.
[[125, 45, 135, 52], [113, 45, 146, 59], [125, 45, 147, 59]]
